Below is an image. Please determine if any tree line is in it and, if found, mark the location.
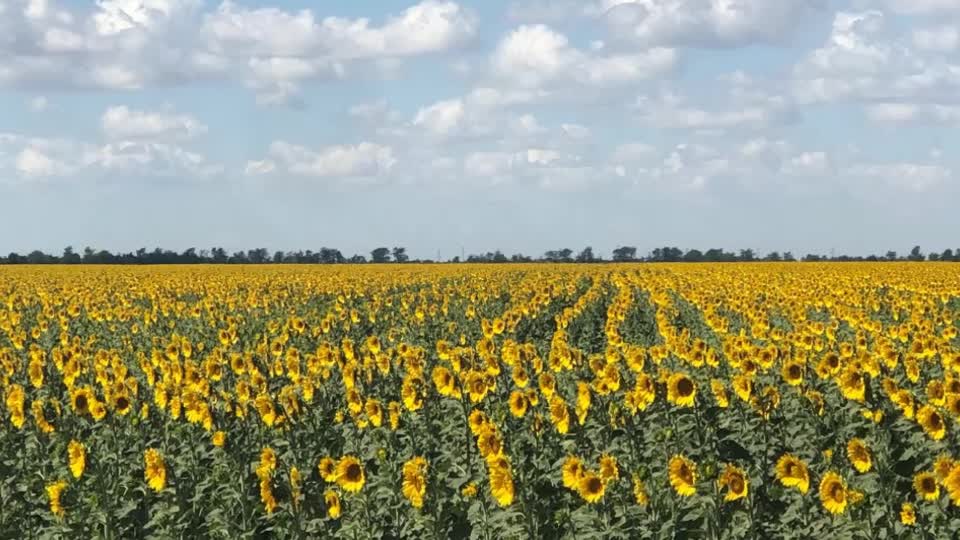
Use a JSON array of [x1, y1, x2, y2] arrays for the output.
[[1, 245, 959, 265]]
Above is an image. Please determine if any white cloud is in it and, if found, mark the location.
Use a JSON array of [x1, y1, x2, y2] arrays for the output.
[[413, 99, 466, 136], [491, 24, 676, 90], [602, 0, 823, 48], [866, 103, 960, 124], [884, 0, 960, 15], [912, 26, 960, 52], [846, 163, 951, 192], [16, 147, 60, 176], [101, 106, 208, 141], [264, 141, 397, 178]]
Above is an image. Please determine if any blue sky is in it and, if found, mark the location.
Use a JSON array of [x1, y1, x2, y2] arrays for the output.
[[2, 0, 959, 259]]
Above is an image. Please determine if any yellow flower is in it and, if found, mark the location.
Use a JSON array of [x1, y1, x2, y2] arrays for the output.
[[718, 464, 748, 502], [598, 454, 619, 483], [900, 502, 916, 526], [144, 448, 166, 492], [846, 438, 872, 473], [918, 405, 947, 440], [775, 454, 810, 494], [914, 471, 940, 501], [46, 480, 68, 519], [487, 456, 514, 507], [317, 457, 337, 483], [212, 431, 226, 448], [577, 472, 605, 504], [336, 456, 365, 493], [67, 440, 86, 479], [461, 482, 478, 499], [782, 361, 804, 386], [667, 372, 696, 408], [819, 471, 847, 515], [632, 474, 649, 506], [290, 467, 302, 509], [401, 456, 428, 509], [508, 390, 528, 418], [562, 456, 585, 490], [325, 490, 341, 519], [945, 465, 960, 506], [668, 455, 697, 497]]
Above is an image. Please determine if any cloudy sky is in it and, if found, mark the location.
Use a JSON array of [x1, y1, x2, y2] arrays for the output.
[[2, 0, 959, 259]]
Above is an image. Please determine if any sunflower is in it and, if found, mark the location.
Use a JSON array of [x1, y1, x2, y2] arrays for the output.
[[632, 474, 649, 506], [476, 427, 503, 459], [336, 456, 365, 493], [945, 465, 960, 506], [509, 390, 528, 418], [577, 472, 605, 504], [290, 467, 302, 509], [468, 410, 489, 436], [365, 398, 383, 427], [846, 438, 872, 473], [67, 440, 85, 479], [32, 400, 54, 434], [934, 454, 955, 480], [70, 386, 94, 416], [575, 382, 591, 425], [144, 448, 166, 492], [900, 502, 916, 526], [432, 366, 459, 398], [562, 456, 585, 490], [325, 489, 341, 519], [46, 480, 68, 519], [598, 454, 619, 483], [668, 455, 697, 497], [461, 482, 478, 498], [718, 464, 748, 502], [667, 372, 696, 408], [401, 456, 428, 509], [710, 379, 729, 408], [819, 471, 847, 515], [318, 456, 337, 482], [212, 431, 226, 448], [914, 471, 940, 501], [775, 454, 810, 494], [782, 361, 804, 386], [732, 375, 753, 403], [549, 396, 570, 434], [917, 405, 947, 440], [487, 456, 514, 507]]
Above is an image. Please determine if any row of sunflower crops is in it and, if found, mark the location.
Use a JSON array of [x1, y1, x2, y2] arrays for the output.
[[1, 263, 959, 539]]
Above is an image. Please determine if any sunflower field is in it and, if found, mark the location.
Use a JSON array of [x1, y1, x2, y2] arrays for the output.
[[2, 263, 960, 539]]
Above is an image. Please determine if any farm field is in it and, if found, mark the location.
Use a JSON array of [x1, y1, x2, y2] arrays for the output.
[[2, 263, 960, 539]]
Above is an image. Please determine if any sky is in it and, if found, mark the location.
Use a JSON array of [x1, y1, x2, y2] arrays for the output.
[[1, 0, 959, 260]]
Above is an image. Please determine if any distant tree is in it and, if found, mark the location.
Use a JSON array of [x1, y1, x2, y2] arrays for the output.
[[576, 247, 596, 263], [62, 246, 81, 264], [451, 256, 460, 263], [928, 253, 940, 261], [941, 249, 954, 262], [371, 247, 391, 263], [510, 253, 532, 262], [612, 246, 637, 262], [908, 246, 924, 261], [273, 251, 285, 264], [764, 252, 782, 262], [738, 249, 755, 262], [348, 254, 367, 263], [885, 251, 898, 261], [319, 248, 345, 264], [783, 251, 796, 262], [211, 247, 228, 264], [392, 247, 409, 263], [6, 253, 24, 264], [683, 249, 704, 262]]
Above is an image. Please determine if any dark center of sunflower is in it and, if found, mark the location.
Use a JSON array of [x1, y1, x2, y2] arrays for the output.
[[830, 484, 844, 500], [75, 394, 89, 412], [729, 475, 744, 493], [587, 477, 603, 493], [929, 412, 943, 429], [116, 396, 129, 410], [788, 365, 801, 379], [922, 478, 936, 492], [677, 378, 694, 397], [346, 464, 362, 481]]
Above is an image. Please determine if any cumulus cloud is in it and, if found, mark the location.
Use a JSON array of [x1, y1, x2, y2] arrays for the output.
[[0, 0, 476, 105], [101, 106, 208, 141], [491, 24, 676, 91], [255, 141, 398, 178]]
